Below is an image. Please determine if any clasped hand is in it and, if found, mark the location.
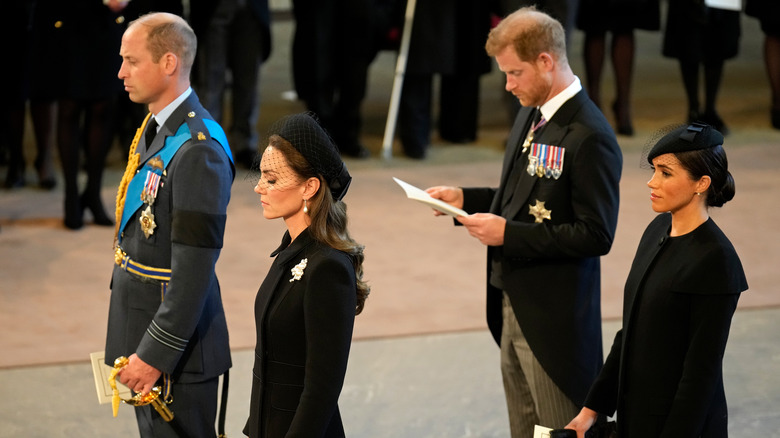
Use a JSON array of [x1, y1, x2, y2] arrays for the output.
[[117, 353, 163, 396]]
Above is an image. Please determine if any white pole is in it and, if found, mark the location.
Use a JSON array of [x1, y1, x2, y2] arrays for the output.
[[381, 0, 417, 160]]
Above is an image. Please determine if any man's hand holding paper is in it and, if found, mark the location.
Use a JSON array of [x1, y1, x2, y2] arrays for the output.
[[424, 185, 464, 216]]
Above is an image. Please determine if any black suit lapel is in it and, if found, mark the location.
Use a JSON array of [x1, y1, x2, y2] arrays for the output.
[[493, 106, 536, 214], [255, 260, 285, 324], [257, 231, 312, 322]]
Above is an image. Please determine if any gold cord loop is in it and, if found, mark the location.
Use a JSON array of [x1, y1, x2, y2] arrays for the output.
[[107, 356, 175, 422]]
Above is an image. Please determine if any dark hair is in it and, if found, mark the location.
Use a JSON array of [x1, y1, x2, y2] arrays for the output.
[[675, 144, 735, 208], [268, 135, 370, 314]]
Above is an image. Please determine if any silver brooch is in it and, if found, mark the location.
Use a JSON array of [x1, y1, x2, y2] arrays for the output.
[[289, 258, 308, 282]]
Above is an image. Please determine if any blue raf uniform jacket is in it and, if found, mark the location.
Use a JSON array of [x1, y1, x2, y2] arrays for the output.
[[105, 92, 235, 384]]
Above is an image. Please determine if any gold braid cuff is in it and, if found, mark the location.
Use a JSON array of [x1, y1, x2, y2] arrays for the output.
[[114, 112, 152, 249]]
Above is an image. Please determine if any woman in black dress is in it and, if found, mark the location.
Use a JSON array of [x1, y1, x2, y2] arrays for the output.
[[576, 0, 660, 136], [662, 1, 741, 134], [244, 112, 369, 437], [566, 123, 748, 437], [38, 0, 125, 228]]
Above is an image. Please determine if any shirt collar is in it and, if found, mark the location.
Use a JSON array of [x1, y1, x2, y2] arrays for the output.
[[538, 76, 582, 122], [151, 87, 193, 131]]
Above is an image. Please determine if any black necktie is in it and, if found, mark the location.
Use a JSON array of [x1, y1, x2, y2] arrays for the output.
[[531, 108, 542, 130], [145, 117, 158, 147]]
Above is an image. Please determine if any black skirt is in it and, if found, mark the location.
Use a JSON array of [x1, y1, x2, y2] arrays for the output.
[[577, 0, 661, 33], [662, 0, 741, 62]]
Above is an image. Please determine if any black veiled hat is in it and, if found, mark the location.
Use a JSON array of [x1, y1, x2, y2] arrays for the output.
[[647, 122, 724, 164], [270, 112, 352, 201]]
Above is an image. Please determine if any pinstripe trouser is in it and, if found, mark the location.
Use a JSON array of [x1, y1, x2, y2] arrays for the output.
[[500, 293, 579, 437]]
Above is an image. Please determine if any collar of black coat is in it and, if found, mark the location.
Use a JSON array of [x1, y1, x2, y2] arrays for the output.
[[270, 227, 313, 260]]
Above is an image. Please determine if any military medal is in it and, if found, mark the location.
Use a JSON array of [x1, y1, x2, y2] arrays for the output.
[[528, 143, 565, 180], [528, 199, 552, 223], [552, 147, 565, 179], [522, 124, 534, 153], [522, 136, 531, 153], [141, 156, 165, 205], [527, 152, 538, 176], [535, 143, 546, 178], [140, 205, 157, 238], [141, 171, 161, 204], [522, 127, 534, 153], [522, 111, 547, 153], [546, 145, 559, 178], [139, 155, 164, 239]]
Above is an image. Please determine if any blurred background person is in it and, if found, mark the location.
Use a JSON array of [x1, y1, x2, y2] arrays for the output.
[[36, 0, 125, 229], [662, 0, 740, 135], [190, 0, 272, 168], [745, 0, 780, 130], [576, 0, 661, 136], [2, 0, 57, 190], [290, 0, 396, 159], [397, 0, 494, 159]]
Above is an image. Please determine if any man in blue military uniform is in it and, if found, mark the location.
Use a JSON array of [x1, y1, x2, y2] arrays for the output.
[[105, 12, 234, 437]]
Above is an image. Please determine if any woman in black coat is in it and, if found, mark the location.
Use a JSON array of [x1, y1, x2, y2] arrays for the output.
[[566, 123, 748, 437], [576, 0, 661, 135], [244, 112, 369, 438], [662, 0, 740, 134], [35, 0, 126, 228]]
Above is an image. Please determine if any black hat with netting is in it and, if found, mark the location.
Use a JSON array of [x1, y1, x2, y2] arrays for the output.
[[644, 122, 724, 166], [269, 112, 352, 201]]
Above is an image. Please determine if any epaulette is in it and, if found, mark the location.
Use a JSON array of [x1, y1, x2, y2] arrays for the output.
[[183, 111, 212, 143]]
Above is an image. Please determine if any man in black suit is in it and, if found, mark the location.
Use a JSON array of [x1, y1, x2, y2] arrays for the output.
[[106, 12, 234, 437], [189, 0, 272, 168], [290, 0, 394, 159], [428, 7, 622, 437]]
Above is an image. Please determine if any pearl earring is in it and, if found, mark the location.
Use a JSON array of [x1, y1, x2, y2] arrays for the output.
[[303, 199, 308, 214]]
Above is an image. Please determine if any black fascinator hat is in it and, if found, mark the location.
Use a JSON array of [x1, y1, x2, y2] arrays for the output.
[[269, 112, 352, 201], [647, 122, 724, 164]]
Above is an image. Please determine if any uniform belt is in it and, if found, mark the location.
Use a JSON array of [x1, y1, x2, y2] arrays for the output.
[[114, 247, 171, 282]]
